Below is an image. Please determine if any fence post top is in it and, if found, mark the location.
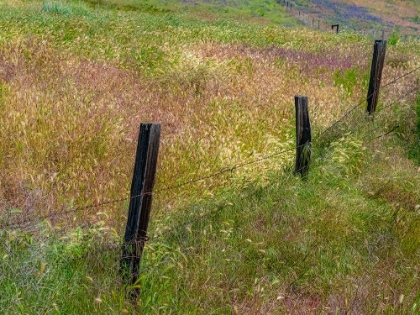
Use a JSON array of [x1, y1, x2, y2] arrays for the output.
[[374, 39, 387, 45], [295, 95, 308, 100], [140, 122, 161, 127]]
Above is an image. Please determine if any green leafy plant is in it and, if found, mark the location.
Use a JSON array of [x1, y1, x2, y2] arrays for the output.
[[388, 28, 400, 46]]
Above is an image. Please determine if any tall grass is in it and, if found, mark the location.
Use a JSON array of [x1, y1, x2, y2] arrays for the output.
[[1, 0, 420, 313]]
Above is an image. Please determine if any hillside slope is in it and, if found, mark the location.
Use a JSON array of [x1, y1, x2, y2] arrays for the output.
[[0, 0, 419, 313], [288, 0, 420, 36], [157, 0, 420, 36]]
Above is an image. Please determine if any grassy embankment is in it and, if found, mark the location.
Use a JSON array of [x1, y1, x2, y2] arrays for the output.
[[1, 0, 420, 313]]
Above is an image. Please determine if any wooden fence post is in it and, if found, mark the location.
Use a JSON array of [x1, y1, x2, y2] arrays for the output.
[[121, 123, 161, 299], [367, 40, 387, 114], [295, 96, 311, 178]]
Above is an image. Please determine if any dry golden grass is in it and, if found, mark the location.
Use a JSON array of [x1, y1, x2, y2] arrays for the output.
[[0, 1, 419, 232]]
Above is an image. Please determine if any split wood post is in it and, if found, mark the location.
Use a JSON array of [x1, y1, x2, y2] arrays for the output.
[[294, 96, 312, 178], [121, 123, 161, 300], [367, 40, 387, 114]]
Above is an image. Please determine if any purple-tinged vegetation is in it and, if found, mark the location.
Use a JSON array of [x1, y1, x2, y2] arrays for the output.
[[292, 0, 395, 31], [236, 44, 362, 72]]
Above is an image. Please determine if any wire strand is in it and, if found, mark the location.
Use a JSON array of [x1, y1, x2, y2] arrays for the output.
[[2, 59, 419, 230]]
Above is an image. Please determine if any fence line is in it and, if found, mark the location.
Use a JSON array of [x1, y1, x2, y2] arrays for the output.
[[280, 0, 420, 39], [1, 52, 419, 230], [2, 85, 417, 229]]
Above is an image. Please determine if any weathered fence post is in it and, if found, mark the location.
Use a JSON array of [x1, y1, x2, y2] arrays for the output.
[[367, 40, 387, 114], [121, 123, 161, 299], [294, 96, 311, 178]]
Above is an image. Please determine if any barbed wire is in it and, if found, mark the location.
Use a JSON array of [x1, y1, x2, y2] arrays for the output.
[[3, 96, 410, 258], [0, 145, 298, 229], [2, 91, 416, 229], [1, 53, 419, 231]]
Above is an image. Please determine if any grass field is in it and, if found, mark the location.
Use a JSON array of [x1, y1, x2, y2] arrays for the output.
[[1, 0, 420, 313]]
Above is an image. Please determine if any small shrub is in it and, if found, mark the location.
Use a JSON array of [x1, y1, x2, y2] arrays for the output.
[[388, 29, 400, 46], [41, 0, 72, 15], [41, 0, 90, 16]]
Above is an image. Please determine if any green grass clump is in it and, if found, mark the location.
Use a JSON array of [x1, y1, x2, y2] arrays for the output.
[[388, 30, 401, 46], [0, 222, 137, 314], [333, 67, 359, 97]]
